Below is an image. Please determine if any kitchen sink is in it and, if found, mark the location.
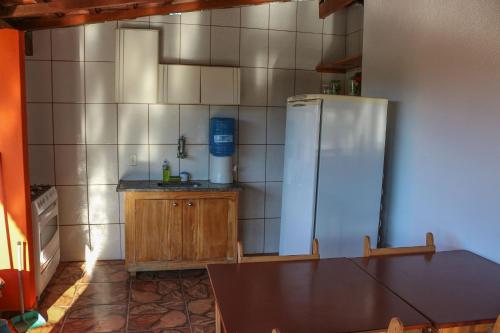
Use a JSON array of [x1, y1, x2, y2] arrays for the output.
[[157, 181, 202, 188]]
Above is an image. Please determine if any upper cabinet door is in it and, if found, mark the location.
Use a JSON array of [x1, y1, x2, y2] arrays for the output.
[[201, 67, 240, 105], [116, 29, 159, 103], [167, 65, 201, 104]]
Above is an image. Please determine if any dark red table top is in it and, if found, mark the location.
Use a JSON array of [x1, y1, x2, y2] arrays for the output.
[[352, 250, 500, 328], [207, 258, 431, 333]]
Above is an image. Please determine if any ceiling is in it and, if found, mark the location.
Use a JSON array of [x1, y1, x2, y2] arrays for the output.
[[0, 0, 288, 30]]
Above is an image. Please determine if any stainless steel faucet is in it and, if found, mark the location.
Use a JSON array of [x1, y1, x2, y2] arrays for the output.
[[177, 136, 187, 159]]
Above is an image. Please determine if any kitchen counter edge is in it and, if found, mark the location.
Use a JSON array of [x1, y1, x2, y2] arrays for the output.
[[116, 180, 243, 192]]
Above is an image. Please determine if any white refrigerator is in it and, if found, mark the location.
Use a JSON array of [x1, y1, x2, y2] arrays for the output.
[[279, 94, 388, 258]]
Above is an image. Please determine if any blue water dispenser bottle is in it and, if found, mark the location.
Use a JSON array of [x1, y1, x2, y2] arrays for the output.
[[209, 117, 235, 183]]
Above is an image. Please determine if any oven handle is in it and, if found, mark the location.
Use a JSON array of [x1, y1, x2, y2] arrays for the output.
[[38, 202, 58, 227]]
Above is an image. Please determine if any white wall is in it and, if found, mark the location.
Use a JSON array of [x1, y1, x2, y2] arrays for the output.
[[363, 0, 500, 263], [25, 2, 349, 260]]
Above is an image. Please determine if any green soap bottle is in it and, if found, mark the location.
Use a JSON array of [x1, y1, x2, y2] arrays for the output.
[[162, 160, 170, 182]]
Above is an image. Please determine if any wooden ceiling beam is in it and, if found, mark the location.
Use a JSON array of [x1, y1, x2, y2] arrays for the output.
[[0, 0, 168, 18], [12, 0, 288, 30]]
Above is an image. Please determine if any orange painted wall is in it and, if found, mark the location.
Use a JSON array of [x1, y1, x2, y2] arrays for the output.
[[0, 29, 36, 311]]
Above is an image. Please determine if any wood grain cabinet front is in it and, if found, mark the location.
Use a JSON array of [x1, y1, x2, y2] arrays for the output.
[[125, 192, 238, 274]]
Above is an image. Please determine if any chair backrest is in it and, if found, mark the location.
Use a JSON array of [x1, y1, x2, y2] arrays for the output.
[[493, 314, 500, 333], [272, 329, 280, 333], [363, 232, 435, 257], [237, 239, 320, 263], [387, 318, 404, 333]]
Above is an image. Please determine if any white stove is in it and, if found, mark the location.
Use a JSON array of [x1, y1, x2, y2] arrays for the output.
[[30, 185, 60, 298]]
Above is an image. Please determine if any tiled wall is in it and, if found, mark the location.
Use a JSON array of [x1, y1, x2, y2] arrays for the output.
[[26, 1, 360, 261]]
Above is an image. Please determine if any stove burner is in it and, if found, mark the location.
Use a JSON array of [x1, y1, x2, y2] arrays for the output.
[[30, 184, 52, 201]]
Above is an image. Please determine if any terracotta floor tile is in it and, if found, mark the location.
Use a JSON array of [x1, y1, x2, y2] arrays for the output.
[[73, 282, 129, 306], [128, 311, 189, 331], [39, 284, 78, 308], [50, 266, 85, 285], [81, 264, 129, 283], [26, 323, 62, 333], [186, 298, 215, 326], [191, 325, 216, 333], [37, 304, 71, 324], [129, 301, 185, 315], [68, 304, 127, 319], [131, 280, 183, 303], [136, 271, 180, 281], [62, 315, 126, 333]]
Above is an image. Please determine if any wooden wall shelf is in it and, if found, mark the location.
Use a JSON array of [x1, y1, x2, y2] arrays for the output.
[[319, 0, 358, 19], [316, 54, 362, 73]]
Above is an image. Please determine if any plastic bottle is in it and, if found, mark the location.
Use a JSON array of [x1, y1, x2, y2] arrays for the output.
[[162, 160, 170, 182]]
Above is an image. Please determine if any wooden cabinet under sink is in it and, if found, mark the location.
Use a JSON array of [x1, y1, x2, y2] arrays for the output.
[[124, 191, 238, 274]]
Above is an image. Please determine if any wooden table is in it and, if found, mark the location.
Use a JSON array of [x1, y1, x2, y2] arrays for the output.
[[352, 250, 500, 331], [207, 258, 431, 333]]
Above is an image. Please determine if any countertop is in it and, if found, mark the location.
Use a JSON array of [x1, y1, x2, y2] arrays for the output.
[[116, 180, 243, 192]]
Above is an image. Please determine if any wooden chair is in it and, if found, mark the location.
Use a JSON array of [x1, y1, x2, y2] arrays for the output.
[[363, 232, 435, 257], [237, 239, 320, 263], [387, 317, 404, 333], [493, 314, 500, 333], [272, 330, 280, 333]]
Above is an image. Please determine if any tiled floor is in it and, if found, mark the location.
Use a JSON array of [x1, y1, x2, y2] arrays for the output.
[[29, 261, 215, 333]]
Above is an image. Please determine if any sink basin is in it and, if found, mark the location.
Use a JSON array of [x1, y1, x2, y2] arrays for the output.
[[157, 181, 201, 188]]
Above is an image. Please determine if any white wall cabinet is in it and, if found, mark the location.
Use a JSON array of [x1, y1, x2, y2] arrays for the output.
[[116, 29, 159, 103], [166, 65, 201, 104], [201, 67, 240, 105]]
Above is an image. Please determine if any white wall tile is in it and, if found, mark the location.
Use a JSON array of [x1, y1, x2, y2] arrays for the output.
[[118, 145, 149, 180], [179, 145, 209, 180], [88, 185, 119, 224], [53, 104, 86, 144], [181, 10, 211, 25], [55, 145, 87, 185], [85, 22, 117, 61], [180, 105, 209, 144], [323, 9, 346, 35], [265, 181, 282, 218], [149, 104, 180, 144], [118, 104, 148, 144], [239, 219, 264, 254], [211, 8, 240, 27], [51, 26, 84, 61], [150, 14, 180, 24], [210, 105, 238, 119], [240, 29, 268, 68], [52, 61, 85, 103], [119, 192, 125, 223], [86, 104, 117, 144], [90, 224, 121, 260], [346, 3, 364, 33], [322, 34, 346, 63], [27, 103, 52, 144], [268, 69, 295, 107], [266, 145, 284, 181], [151, 23, 181, 63], [297, 1, 323, 34], [295, 70, 321, 95], [57, 185, 88, 225], [241, 4, 269, 29], [85, 62, 115, 103], [296, 32, 322, 70], [269, 2, 297, 31], [180, 24, 210, 64], [268, 30, 296, 69], [346, 30, 363, 56], [87, 145, 118, 184], [211, 26, 240, 66], [117, 20, 150, 29], [239, 107, 266, 144], [59, 225, 89, 261], [266, 107, 286, 145], [240, 67, 267, 106], [238, 145, 266, 182], [239, 182, 265, 218], [25, 61, 52, 102], [26, 30, 51, 61], [149, 145, 179, 179], [264, 218, 280, 253], [28, 145, 54, 185]]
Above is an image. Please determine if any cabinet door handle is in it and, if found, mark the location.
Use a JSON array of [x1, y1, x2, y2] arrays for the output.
[[172, 202, 178, 207], [187, 201, 193, 207]]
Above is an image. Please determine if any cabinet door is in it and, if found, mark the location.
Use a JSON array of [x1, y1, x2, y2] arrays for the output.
[[116, 29, 159, 103], [182, 199, 200, 261], [134, 199, 182, 262], [201, 67, 240, 105], [167, 65, 201, 104], [197, 198, 233, 260]]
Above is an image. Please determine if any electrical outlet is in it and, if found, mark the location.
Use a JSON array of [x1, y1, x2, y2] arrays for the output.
[[128, 154, 137, 166]]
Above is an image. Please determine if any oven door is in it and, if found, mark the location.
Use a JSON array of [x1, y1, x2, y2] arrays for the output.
[[37, 202, 59, 271]]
